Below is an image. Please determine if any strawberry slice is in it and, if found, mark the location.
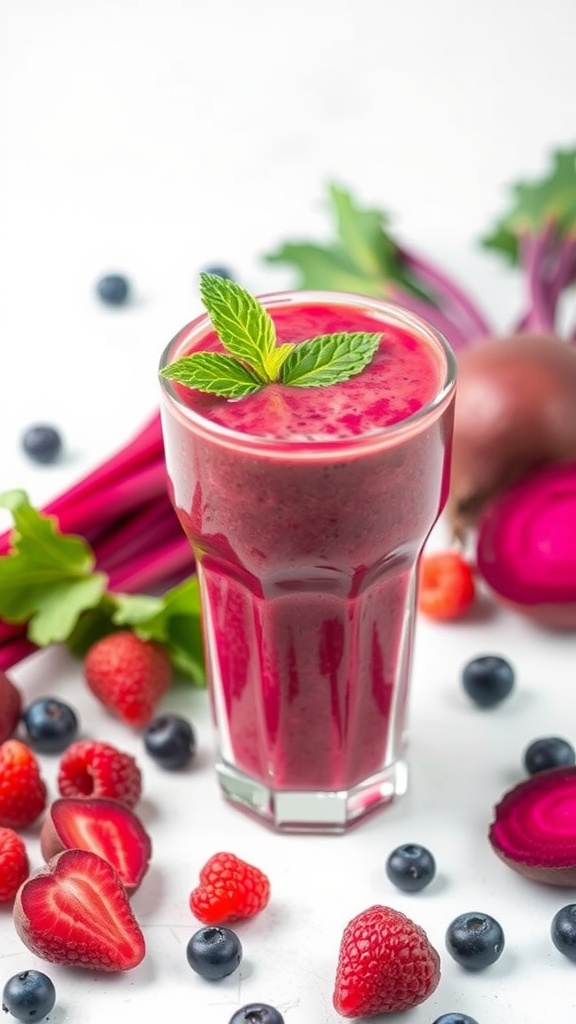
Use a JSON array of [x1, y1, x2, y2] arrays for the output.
[[40, 797, 152, 894], [13, 849, 146, 971]]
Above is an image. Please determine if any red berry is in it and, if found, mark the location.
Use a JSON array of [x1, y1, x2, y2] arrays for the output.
[[84, 631, 172, 729], [40, 797, 152, 893], [333, 905, 441, 1017], [0, 739, 47, 829], [0, 670, 23, 743], [418, 550, 476, 621], [57, 740, 142, 809], [0, 826, 29, 901], [13, 848, 145, 971], [190, 851, 271, 925]]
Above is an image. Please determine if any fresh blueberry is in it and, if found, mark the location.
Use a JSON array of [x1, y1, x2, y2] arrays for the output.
[[21, 424, 63, 465], [186, 926, 242, 980], [432, 1016, 479, 1024], [385, 842, 436, 892], [1, 969, 56, 1021], [228, 1005, 285, 1024], [445, 911, 505, 970], [523, 736, 576, 775], [143, 713, 196, 770], [23, 697, 79, 753], [551, 904, 576, 961], [96, 273, 130, 306], [201, 264, 234, 280], [461, 655, 515, 707]]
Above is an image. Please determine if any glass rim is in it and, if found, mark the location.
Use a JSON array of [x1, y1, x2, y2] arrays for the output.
[[158, 288, 457, 453]]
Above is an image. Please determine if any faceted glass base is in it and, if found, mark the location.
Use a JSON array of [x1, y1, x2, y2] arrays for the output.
[[216, 758, 409, 834]]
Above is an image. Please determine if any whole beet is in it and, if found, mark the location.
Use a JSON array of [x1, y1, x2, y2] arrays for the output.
[[448, 333, 576, 538]]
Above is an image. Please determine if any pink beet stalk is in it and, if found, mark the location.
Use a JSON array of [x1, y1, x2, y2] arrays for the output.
[[400, 246, 492, 339]]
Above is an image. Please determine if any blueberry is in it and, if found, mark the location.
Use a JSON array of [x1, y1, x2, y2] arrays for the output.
[[96, 273, 130, 306], [228, 1005, 285, 1024], [523, 736, 576, 775], [551, 904, 576, 961], [2, 969, 56, 1021], [385, 842, 436, 892], [461, 655, 515, 707], [432, 1016, 479, 1024], [186, 926, 242, 980], [23, 697, 79, 753], [201, 265, 234, 280], [21, 424, 62, 465], [445, 911, 505, 971], [143, 713, 196, 770]]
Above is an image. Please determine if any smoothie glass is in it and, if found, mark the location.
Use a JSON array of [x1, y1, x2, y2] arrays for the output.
[[159, 291, 456, 833]]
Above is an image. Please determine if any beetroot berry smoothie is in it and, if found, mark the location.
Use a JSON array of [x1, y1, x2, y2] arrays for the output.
[[159, 291, 455, 831]]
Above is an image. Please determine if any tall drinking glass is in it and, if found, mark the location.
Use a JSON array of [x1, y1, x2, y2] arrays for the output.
[[159, 291, 456, 833]]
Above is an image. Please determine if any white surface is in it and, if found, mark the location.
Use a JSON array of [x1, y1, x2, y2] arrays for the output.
[[1, 2, 576, 1021]]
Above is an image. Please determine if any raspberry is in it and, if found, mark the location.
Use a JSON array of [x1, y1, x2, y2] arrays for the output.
[[0, 670, 22, 743], [418, 550, 476, 621], [84, 631, 172, 729], [333, 905, 441, 1017], [0, 740, 47, 830], [190, 852, 271, 925], [57, 740, 142, 809], [0, 826, 29, 901]]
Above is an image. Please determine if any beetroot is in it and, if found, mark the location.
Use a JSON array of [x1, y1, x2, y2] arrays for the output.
[[489, 767, 576, 886], [476, 461, 576, 629]]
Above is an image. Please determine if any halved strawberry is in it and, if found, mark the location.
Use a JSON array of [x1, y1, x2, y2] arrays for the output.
[[40, 798, 152, 894], [13, 848, 146, 971]]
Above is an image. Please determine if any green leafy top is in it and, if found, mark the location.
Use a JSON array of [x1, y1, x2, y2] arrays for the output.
[[0, 490, 204, 684], [159, 270, 382, 399], [482, 147, 576, 264]]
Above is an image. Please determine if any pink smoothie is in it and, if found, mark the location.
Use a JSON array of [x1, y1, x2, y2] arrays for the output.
[[160, 295, 455, 795]]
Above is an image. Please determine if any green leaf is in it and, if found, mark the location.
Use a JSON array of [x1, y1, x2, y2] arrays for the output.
[[265, 242, 385, 297], [160, 352, 263, 398], [281, 332, 381, 388], [28, 575, 108, 646], [329, 183, 394, 280], [199, 272, 277, 381]]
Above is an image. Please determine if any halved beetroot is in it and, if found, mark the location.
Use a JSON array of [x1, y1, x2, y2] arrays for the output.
[[476, 462, 576, 628], [489, 766, 576, 886], [40, 797, 151, 894]]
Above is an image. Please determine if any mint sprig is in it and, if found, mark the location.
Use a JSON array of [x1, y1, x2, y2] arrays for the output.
[[159, 271, 381, 398]]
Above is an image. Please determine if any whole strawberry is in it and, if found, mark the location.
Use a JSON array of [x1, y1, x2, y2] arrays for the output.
[[333, 905, 441, 1018], [0, 826, 29, 901], [84, 631, 172, 728], [0, 670, 22, 743], [0, 739, 47, 829], [190, 851, 271, 925]]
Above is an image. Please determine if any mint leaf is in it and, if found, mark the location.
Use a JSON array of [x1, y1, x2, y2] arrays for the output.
[[281, 332, 381, 388], [199, 272, 277, 381], [0, 490, 107, 642], [160, 352, 263, 397]]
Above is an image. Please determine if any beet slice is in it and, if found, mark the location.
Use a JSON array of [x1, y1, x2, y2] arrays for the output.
[[489, 767, 576, 886], [40, 797, 152, 893], [476, 461, 576, 628]]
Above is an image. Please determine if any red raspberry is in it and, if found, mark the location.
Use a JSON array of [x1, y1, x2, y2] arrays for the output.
[[0, 739, 47, 829], [0, 670, 22, 743], [190, 851, 271, 925], [84, 631, 172, 728], [333, 905, 441, 1017], [57, 740, 142, 809], [0, 826, 29, 901]]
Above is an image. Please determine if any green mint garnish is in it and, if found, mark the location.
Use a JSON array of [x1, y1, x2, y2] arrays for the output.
[[159, 271, 381, 398]]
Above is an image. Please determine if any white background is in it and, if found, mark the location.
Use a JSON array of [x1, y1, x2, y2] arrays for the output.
[[1, 2, 576, 1022]]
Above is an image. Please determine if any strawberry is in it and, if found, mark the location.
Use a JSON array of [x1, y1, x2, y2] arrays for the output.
[[0, 670, 22, 743], [0, 826, 29, 901], [190, 851, 271, 925], [418, 550, 476, 621], [0, 739, 47, 829], [84, 631, 172, 728], [333, 904, 441, 1017], [57, 740, 142, 809], [13, 848, 146, 971], [40, 797, 152, 893]]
